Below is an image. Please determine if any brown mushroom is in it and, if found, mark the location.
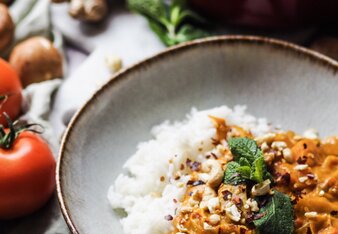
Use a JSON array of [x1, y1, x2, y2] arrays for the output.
[[9, 37, 63, 87], [0, 3, 14, 53], [52, 0, 108, 22]]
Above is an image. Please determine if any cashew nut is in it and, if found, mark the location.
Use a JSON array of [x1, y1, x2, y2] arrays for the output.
[[199, 186, 217, 210], [251, 179, 271, 196], [202, 160, 224, 189]]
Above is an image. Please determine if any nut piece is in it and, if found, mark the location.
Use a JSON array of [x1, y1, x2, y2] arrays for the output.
[[105, 55, 122, 73], [0, 3, 14, 52], [225, 204, 241, 222], [202, 160, 224, 189], [9, 37, 63, 87], [282, 148, 293, 163], [209, 214, 220, 225], [251, 179, 271, 196]]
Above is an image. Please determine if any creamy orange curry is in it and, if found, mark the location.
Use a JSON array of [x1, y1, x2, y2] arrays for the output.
[[171, 117, 338, 234]]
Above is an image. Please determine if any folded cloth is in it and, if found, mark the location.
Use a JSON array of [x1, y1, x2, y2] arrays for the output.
[[21, 79, 62, 154]]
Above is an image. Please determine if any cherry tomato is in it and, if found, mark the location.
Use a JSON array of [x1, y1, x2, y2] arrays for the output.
[[0, 58, 22, 126], [0, 130, 56, 219]]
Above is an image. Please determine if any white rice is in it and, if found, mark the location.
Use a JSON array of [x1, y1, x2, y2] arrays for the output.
[[107, 105, 272, 234]]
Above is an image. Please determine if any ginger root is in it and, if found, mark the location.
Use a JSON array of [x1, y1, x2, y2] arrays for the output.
[[9, 37, 63, 88], [0, 3, 14, 52], [52, 0, 108, 22]]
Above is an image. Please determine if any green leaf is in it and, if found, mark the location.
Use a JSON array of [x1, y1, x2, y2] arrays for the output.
[[224, 137, 271, 185], [174, 24, 209, 44], [254, 191, 294, 234], [236, 166, 251, 179], [127, 0, 167, 20], [148, 20, 173, 46], [250, 156, 265, 183], [127, 0, 210, 46], [224, 162, 247, 185], [228, 137, 262, 163], [239, 157, 250, 167]]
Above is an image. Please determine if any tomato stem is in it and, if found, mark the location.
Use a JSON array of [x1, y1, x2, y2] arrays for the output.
[[0, 113, 43, 150]]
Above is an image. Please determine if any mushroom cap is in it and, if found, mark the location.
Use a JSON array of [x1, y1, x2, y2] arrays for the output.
[[0, 3, 14, 52], [9, 36, 63, 87]]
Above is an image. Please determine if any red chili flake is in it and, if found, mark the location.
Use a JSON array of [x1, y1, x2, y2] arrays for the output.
[[187, 180, 205, 186], [222, 190, 232, 200], [279, 173, 291, 186], [253, 212, 266, 220], [190, 161, 201, 171], [303, 143, 307, 149], [297, 156, 307, 164], [246, 212, 266, 223], [211, 153, 218, 159], [211, 138, 219, 146], [206, 155, 211, 159], [174, 175, 181, 180], [246, 212, 255, 223], [173, 199, 177, 203], [232, 196, 243, 207], [307, 174, 315, 180], [192, 212, 201, 219], [292, 190, 306, 205], [240, 227, 247, 234], [164, 215, 173, 221], [331, 210, 338, 216], [186, 158, 192, 167], [180, 164, 185, 170], [160, 176, 165, 182]]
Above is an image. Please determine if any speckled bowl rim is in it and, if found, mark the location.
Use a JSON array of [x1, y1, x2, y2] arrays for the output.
[[56, 35, 338, 234]]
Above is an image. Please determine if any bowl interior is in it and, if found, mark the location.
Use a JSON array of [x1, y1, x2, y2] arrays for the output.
[[58, 37, 338, 234]]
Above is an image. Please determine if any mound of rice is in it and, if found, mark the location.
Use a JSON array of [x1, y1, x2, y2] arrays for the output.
[[107, 105, 273, 234]]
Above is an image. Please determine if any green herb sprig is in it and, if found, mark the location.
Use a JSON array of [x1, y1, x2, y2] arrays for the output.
[[224, 137, 271, 185], [127, 0, 210, 46]]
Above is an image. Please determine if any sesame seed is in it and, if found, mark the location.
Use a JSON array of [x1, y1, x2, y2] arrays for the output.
[[319, 190, 325, 196]]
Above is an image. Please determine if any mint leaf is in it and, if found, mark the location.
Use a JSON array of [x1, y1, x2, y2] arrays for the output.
[[236, 166, 251, 179], [225, 137, 271, 184], [250, 156, 265, 183], [239, 157, 250, 167], [224, 162, 247, 185], [254, 191, 294, 234], [228, 137, 262, 163]]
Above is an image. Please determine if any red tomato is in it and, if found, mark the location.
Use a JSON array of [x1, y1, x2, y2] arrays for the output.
[[0, 131, 56, 219], [0, 58, 22, 126]]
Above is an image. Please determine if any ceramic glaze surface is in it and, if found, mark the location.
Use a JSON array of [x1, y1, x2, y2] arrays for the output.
[[57, 36, 338, 234]]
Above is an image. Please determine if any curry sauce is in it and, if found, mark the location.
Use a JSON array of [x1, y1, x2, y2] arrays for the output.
[[171, 117, 338, 234]]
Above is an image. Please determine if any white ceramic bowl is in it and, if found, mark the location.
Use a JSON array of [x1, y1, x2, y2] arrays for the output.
[[57, 36, 338, 234]]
